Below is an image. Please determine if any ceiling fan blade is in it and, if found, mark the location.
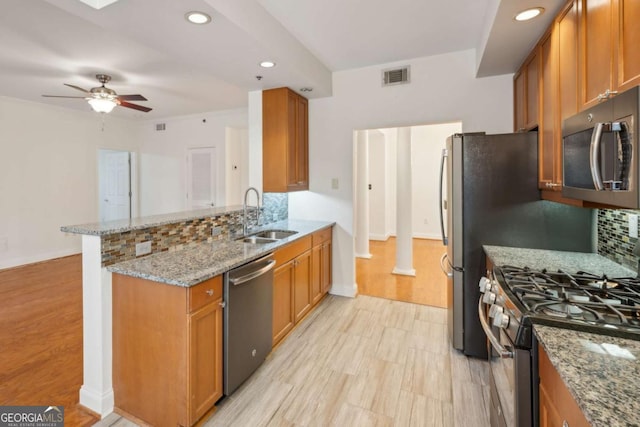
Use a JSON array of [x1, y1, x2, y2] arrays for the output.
[[117, 94, 147, 101], [42, 95, 87, 98], [63, 83, 90, 93], [119, 100, 152, 112]]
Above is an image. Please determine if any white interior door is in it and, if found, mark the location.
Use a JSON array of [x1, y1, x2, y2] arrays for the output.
[[99, 150, 131, 222], [187, 147, 216, 209]]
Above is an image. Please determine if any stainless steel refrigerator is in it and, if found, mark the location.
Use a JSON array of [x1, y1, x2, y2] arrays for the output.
[[439, 132, 594, 358]]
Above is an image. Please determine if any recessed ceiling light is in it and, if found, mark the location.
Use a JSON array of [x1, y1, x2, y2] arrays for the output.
[[260, 61, 276, 68], [514, 7, 545, 21], [185, 11, 212, 25]]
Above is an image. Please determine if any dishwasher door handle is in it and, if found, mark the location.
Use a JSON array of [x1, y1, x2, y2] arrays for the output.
[[229, 259, 276, 285]]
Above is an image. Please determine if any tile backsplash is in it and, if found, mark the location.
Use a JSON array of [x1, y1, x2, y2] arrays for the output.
[[597, 208, 640, 272]]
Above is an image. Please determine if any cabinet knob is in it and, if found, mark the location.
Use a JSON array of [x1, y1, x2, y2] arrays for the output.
[[205, 289, 214, 296]]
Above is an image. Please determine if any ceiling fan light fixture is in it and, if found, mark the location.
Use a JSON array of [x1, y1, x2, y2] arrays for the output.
[[185, 11, 212, 25], [88, 98, 117, 113], [514, 7, 545, 21]]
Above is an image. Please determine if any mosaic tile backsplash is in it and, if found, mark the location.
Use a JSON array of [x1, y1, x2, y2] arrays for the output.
[[597, 208, 640, 272], [101, 195, 289, 267]]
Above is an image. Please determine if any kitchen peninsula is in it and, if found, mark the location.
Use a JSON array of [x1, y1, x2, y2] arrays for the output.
[[61, 207, 333, 422]]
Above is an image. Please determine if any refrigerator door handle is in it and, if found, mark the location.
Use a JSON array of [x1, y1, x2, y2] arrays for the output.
[[439, 148, 448, 246], [439, 253, 453, 278]]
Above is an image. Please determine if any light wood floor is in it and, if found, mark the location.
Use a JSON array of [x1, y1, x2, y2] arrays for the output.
[[0, 255, 99, 427], [357, 238, 448, 308], [104, 294, 490, 427]]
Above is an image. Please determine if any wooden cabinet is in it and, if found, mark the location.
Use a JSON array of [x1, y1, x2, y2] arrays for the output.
[[311, 226, 332, 305], [514, 51, 540, 132], [263, 87, 309, 192], [272, 235, 312, 345], [538, 343, 590, 427], [539, 28, 558, 190], [579, 0, 640, 109], [272, 227, 333, 346], [113, 274, 223, 427]]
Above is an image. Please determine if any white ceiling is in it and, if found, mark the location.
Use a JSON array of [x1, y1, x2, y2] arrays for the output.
[[0, 0, 564, 120]]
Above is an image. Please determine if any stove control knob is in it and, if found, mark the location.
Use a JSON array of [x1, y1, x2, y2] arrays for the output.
[[489, 305, 503, 318], [482, 291, 496, 304], [479, 277, 492, 293], [495, 295, 505, 306], [493, 312, 510, 329]]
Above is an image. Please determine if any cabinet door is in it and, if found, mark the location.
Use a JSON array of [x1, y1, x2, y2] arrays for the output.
[[539, 383, 564, 427], [296, 96, 309, 189], [273, 261, 294, 345], [189, 300, 223, 424], [286, 91, 299, 190], [580, 0, 614, 108], [559, 0, 579, 122], [525, 51, 540, 130], [514, 70, 526, 132], [614, 0, 640, 92], [293, 250, 312, 323], [321, 240, 332, 294], [539, 30, 557, 190], [311, 244, 323, 305]]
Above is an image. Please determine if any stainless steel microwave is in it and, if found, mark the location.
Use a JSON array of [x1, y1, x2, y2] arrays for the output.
[[562, 86, 638, 208]]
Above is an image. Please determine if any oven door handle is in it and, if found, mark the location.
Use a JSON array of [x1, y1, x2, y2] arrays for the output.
[[478, 298, 514, 358], [590, 122, 605, 191]]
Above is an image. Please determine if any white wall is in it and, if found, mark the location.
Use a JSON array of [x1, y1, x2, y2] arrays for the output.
[[137, 109, 248, 216], [0, 96, 140, 269], [367, 130, 387, 240], [288, 49, 513, 296], [411, 122, 462, 239], [225, 127, 249, 206]]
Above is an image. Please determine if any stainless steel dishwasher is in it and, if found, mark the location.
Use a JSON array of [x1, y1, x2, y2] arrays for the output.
[[223, 253, 275, 395]]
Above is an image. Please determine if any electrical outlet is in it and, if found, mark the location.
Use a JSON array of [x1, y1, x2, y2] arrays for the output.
[[0, 236, 7, 252], [331, 178, 339, 189], [629, 214, 638, 238], [211, 226, 222, 237], [423, 219, 428, 225], [135, 241, 152, 256]]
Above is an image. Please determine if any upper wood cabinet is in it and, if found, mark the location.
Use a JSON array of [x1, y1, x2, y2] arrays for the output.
[[514, 51, 540, 132], [263, 87, 309, 192], [579, 0, 640, 109], [539, 29, 558, 190]]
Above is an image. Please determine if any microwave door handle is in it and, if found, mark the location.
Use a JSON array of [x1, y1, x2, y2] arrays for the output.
[[439, 148, 448, 246], [590, 122, 605, 190]]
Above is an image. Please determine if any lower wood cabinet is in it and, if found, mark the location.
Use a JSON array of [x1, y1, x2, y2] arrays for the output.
[[113, 274, 223, 427], [538, 343, 590, 427], [272, 226, 333, 347]]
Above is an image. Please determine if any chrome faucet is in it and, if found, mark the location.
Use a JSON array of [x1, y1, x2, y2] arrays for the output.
[[243, 187, 261, 235]]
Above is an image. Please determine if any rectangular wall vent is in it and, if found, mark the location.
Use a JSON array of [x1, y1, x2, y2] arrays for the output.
[[156, 123, 166, 131], [382, 66, 410, 86]]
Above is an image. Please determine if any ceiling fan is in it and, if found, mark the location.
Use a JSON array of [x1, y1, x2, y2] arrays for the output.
[[42, 74, 152, 113]]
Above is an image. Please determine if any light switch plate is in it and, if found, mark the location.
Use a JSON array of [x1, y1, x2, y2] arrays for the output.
[[135, 241, 152, 256], [629, 214, 638, 238]]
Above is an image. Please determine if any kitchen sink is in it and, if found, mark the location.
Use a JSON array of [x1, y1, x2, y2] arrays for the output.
[[239, 236, 277, 244], [252, 230, 298, 240]]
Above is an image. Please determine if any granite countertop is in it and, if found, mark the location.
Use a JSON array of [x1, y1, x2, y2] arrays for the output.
[[535, 325, 640, 427], [483, 245, 636, 277], [61, 205, 245, 236], [106, 219, 334, 287]]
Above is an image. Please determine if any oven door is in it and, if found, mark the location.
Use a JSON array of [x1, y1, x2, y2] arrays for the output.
[[479, 299, 533, 427]]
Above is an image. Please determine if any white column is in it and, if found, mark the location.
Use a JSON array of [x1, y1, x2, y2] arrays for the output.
[[355, 130, 372, 259], [247, 90, 263, 191], [393, 127, 415, 276], [79, 235, 114, 417]]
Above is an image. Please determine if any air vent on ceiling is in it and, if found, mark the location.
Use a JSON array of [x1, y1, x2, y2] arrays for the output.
[[156, 123, 166, 131], [382, 66, 410, 86]]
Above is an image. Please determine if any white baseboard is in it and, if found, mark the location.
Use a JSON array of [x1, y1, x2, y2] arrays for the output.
[[0, 249, 81, 270], [392, 267, 416, 276], [412, 233, 442, 240], [355, 252, 372, 259], [329, 282, 357, 298], [368, 233, 390, 241], [79, 385, 114, 418]]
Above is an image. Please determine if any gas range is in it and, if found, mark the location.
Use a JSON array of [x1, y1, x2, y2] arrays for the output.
[[486, 265, 640, 348]]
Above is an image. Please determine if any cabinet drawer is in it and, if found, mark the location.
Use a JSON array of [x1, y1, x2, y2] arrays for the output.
[[312, 227, 331, 246], [274, 235, 312, 267], [189, 275, 222, 313]]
